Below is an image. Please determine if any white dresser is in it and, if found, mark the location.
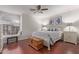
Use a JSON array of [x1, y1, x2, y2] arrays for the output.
[[64, 31, 77, 44]]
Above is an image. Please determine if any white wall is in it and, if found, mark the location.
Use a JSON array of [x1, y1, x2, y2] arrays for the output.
[[60, 9, 79, 34], [21, 13, 40, 39]]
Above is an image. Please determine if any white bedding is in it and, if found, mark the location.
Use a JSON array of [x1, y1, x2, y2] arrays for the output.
[[32, 31, 62, 48]]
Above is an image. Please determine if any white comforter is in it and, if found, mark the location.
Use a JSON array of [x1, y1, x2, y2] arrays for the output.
[[32, 31, 62, 47]]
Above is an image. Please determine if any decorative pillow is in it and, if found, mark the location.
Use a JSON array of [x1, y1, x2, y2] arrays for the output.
[[51, 29, 53, 31]]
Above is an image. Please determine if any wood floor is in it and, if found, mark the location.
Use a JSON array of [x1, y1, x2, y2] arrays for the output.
[[2, 39, 79, 54]]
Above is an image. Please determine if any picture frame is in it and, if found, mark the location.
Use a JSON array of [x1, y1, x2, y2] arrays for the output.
[[49, 16, 62, 25], [54, 16, 62, 25]]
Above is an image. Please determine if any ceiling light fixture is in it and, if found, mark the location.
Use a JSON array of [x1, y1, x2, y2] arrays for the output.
[[30, 5, 48, 13]]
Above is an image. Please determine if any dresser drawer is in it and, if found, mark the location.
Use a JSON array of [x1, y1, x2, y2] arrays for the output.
[[64, 31, 77, 44]]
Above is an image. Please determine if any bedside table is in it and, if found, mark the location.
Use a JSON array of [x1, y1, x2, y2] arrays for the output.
[[64, 31, 77, 44]]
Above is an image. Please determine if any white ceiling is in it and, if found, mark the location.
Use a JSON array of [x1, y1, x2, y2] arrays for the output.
[[0, 5, 79, 24], [0, 5, 79, 15]]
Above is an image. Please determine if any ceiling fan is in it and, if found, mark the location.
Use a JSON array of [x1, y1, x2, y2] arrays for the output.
[[30, 5, 48, 13]]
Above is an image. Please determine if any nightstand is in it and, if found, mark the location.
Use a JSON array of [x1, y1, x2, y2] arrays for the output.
[[64, 31, 77, 44]]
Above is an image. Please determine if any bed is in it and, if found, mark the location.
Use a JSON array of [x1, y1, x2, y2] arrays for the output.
[[32, 31, 62, 50]]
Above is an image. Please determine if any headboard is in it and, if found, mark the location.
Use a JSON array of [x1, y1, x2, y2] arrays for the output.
[[41, 24, 64, 31], [41, 16, 64, 31]]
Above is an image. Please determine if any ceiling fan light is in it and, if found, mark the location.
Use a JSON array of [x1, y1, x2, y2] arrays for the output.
[[30, 5, 48, 14]]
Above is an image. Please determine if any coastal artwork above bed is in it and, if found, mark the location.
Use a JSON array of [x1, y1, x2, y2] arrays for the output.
[[49, 16, 62, 25]]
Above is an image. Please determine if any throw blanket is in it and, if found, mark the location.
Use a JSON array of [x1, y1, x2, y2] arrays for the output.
[[32, 31, 62, 50]]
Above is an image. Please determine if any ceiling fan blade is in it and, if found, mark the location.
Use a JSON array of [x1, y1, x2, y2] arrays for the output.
[[41, 8, 48, 10], [34, 11, 37, 13]]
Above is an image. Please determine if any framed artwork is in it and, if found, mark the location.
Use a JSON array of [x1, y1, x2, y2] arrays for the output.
[[49, 16, 62, 25], [54, 16, 62, 25]]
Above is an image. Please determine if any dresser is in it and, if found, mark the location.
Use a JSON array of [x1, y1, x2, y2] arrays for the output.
[[64, 31, 77, 44]]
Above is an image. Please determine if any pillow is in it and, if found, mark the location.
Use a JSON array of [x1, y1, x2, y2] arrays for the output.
[[51, 29, 53, 31], [47, 28, 51, 31], [50, 28, 61, 31]]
